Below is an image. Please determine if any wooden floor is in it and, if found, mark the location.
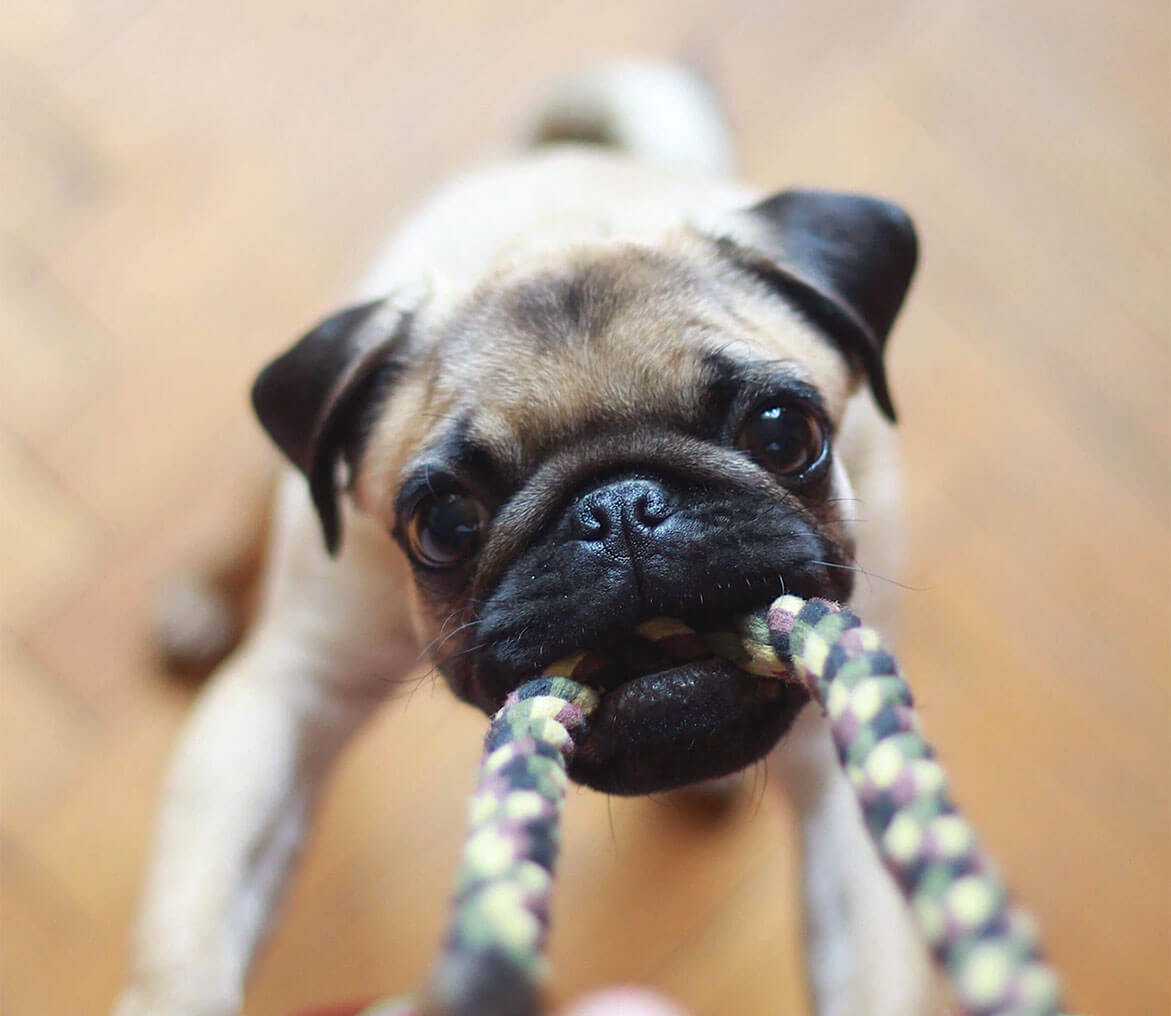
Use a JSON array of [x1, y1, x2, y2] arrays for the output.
[[1, 3, 1167, 1014]]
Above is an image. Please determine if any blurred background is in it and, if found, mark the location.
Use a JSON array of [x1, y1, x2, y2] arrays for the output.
[[1, 2, 1167, 1014]]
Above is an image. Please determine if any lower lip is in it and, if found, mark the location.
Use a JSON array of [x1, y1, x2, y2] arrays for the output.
[[566, 657, 808, 795]]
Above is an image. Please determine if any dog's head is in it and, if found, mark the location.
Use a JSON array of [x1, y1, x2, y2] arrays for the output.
[[251, 189, 916, 794]]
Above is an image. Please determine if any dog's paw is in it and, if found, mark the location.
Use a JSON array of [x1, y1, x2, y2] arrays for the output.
[[151, 573, 239, 675], [113, 982, 240, 1016], [111, 988, 163, 1016]]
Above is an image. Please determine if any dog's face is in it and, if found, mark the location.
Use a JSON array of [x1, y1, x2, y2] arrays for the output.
[[252, 190, 916, 794]]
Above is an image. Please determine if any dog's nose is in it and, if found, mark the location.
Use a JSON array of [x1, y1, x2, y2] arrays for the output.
[[573, 477, 677, 542]]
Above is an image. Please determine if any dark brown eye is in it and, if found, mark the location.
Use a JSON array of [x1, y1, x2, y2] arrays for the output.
[[737, 404, 827, 481], [407, 492, 488, 568]]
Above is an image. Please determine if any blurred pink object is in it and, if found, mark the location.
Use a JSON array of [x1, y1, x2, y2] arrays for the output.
[[559, 987, 692, 1016]]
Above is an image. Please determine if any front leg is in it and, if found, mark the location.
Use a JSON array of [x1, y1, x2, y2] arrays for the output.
[[115, 473, 418, 1016], [772, 703, 942, 1016]]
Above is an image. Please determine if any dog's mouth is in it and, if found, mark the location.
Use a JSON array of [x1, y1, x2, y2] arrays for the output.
[[556, 611, 747, 694], [462, 561, 843, 795], [553, 610, 809, 795]]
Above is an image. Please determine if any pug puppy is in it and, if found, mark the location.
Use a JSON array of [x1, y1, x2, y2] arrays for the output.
[[116, 63, 936, 1016]]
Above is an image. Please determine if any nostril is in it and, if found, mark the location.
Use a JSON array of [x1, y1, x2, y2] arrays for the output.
[[576, 500, 611, 540], [633, 489, 673, 528]]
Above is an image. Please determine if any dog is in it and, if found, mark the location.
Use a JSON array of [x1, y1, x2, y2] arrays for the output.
[[115, 62, 938, 1016]]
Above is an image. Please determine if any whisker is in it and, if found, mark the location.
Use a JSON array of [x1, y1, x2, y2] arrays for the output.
[[809, 559, 928, 593], [414, 609, 472, 663], [756, 757, 770, 815], [434, 618, 482, 652]]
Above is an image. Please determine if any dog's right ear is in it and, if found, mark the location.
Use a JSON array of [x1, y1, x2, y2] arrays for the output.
[[251, 299, 412, 555]]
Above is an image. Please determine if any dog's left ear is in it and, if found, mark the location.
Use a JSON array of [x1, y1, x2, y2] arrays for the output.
[[741, 190, 918, 421], [251, 299, 412, 554]]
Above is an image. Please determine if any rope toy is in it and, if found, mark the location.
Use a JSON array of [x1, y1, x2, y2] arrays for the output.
[[352, 596, 1066, 1016]]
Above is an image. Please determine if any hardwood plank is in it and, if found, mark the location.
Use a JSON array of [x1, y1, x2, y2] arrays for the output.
[[0, 429, 103, 631], [0, 240, 114, 445], [0, 631, 98, 831]]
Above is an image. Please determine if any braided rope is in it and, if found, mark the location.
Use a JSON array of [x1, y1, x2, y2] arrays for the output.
[[725, 597, 1060, 1016], [423, 677, 598, 1016], [357, 596, 1065, 1016]]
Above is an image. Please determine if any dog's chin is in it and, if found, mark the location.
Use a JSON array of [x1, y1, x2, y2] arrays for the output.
[[566, 655, 807, 795]]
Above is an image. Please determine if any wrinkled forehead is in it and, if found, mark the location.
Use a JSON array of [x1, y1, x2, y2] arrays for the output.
[[427, 246, 848, 471]]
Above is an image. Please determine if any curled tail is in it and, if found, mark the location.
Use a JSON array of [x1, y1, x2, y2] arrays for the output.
[[526, 59, 735, 177]]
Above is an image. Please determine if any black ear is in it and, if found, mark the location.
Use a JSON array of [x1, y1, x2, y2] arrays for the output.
[[251, 299, 411, 554], [742, 189, 918, 421]]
